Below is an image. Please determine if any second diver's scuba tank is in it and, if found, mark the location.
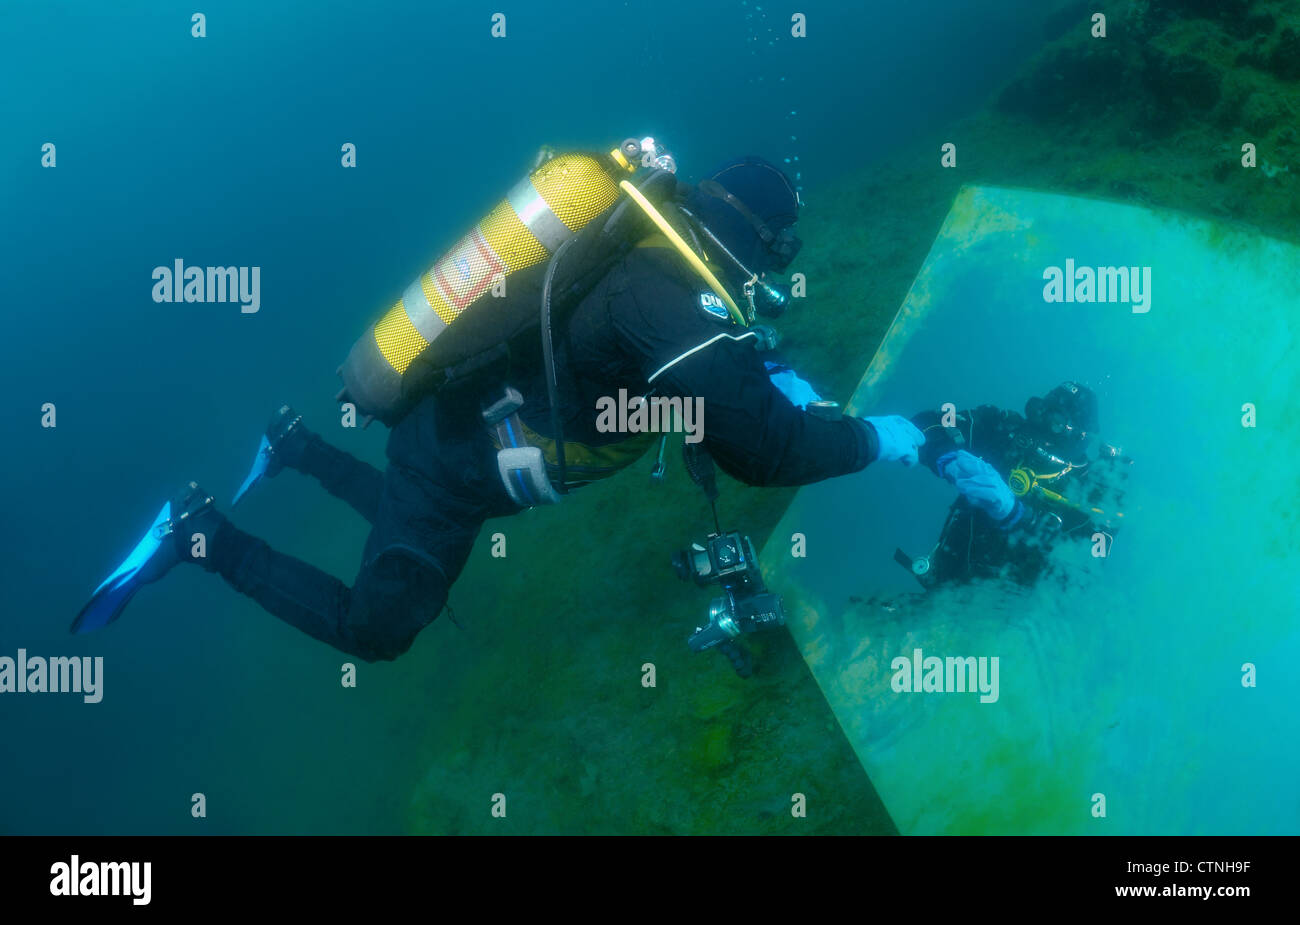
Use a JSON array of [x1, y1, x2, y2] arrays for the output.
[[335, 137, 745, 428]]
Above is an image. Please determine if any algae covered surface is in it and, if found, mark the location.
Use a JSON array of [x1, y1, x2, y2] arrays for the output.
[[403, 0, 1300, 834]]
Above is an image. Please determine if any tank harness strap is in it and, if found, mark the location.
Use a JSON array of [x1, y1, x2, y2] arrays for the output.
[[481, 386, 562, 508]]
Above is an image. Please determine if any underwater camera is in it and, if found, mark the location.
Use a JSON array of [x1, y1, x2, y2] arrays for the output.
[[672, 531, 786, 676]]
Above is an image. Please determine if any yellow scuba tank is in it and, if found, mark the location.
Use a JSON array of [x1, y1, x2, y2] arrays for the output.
[[337, 143, 643, 425], [337, 137, 748, 427]]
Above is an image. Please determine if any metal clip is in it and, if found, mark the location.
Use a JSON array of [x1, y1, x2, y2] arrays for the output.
[[650, 434, 669, 484], [741, 275, 758, 324]]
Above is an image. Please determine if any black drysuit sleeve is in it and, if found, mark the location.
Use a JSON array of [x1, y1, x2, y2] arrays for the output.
[[609, 254, 877, 487]]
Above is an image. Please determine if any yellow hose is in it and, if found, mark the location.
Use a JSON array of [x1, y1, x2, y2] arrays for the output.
[[618, 180, 747, 327]]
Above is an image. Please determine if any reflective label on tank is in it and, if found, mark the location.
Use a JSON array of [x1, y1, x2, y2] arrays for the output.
[[431, 228, 506, 313], [508, 176, 571, 252], [401, 277, 447, 342]]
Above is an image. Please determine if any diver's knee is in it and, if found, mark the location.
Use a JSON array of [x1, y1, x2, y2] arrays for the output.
[[349, 550, 448, 660], [351, 628, 419, 663]]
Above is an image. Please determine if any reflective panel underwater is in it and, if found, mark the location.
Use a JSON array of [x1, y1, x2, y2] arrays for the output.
[[763, 185, 1300, 834]]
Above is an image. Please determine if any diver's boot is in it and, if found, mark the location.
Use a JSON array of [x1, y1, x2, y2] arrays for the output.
[[264, 404, 312, 475], [232, 405, 314, 506], [71, 481, 221, 634], [162, 481, 228, 574]]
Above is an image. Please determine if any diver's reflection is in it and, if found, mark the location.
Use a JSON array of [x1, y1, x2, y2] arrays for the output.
[[894, 382, 1132, 591]]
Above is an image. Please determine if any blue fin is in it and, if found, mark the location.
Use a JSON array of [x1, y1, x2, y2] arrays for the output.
[[70, 501, 172, 634], [232, 435, 273, 507]]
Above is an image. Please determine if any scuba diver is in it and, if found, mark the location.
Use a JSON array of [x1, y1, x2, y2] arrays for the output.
[[898, 381, 1130, 589], [73, 142, 927, 662]]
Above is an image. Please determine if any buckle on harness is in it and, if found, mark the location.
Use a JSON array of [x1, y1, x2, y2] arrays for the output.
[[496, 446, 561, 508], [482, 386, 524, 426], [482, 386, 561, 508]]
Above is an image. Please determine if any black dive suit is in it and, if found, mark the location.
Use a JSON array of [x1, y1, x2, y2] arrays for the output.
[[204, 245, 881, 660], [910, 405, 1125, 588]]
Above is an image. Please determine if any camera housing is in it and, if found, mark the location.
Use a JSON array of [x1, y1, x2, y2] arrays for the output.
[[673, 531, 786, 653]]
